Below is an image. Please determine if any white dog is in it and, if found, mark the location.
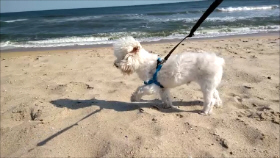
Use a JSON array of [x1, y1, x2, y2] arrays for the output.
[[113, 36, 224, 115]]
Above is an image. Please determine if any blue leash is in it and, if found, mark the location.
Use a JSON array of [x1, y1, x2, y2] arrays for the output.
[[144, 58, 164, 88], [159, 0, 223, 65]]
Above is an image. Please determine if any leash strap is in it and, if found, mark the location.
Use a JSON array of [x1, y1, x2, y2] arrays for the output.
[[160, 0, 223, 65], [144, 58, 164, 88]]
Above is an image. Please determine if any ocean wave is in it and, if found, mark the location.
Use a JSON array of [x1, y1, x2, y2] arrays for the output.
[[152, 16, 244, 23], [3, 19, 28, 23], [146, 10, 203, 16], [1, 25, 279, 49], [27, 36, 109, 44], [43, 15, 103, 23], [1, 41, 11, 47], [41, 15, 70, 18], [217, 5, 279, 12], [147, 12, 183, 16], [38, 6, 279, 24], [149, 14, 279, 23], [42, 14, 146, 23]]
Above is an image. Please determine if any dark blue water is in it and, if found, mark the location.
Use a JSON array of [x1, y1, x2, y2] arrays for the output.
[[0, 0, 279, 49]]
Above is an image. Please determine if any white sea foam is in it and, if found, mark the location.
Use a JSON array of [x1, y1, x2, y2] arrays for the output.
[[217, 5, 279, 12], [3, 19, 28, 23], [1, 25, 279, 49], [43, 14, 145, 23], [28, 36, 108, 44], [43, 16, 103, 23], [147, 13, 277, 23]]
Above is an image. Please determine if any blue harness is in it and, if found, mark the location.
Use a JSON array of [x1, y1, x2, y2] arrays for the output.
[[144, 58, 164, 88]]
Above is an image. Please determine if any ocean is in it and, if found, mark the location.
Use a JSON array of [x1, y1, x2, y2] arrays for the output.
[[0, 0, 279, 50]]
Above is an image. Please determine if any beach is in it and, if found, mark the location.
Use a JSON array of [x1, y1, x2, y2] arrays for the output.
[[1, 34, 279, 157]]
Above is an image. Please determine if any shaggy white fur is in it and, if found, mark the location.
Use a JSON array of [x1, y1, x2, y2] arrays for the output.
[[113, 36, 225, 115]]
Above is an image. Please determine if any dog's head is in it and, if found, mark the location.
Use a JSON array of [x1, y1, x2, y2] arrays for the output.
[[113, 36, 142, 75]]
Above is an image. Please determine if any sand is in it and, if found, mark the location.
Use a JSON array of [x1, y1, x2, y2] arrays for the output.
[[1, 34, 279, 157]]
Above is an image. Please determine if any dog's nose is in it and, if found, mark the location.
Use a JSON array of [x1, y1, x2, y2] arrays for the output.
[[114, 62, 119, 68]]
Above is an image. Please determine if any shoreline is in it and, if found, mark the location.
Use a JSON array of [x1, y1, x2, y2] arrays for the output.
[[1, 32, 279, 54]]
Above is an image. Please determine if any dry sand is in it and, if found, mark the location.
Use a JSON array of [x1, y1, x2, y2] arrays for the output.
[[1, 34, 279, 157]]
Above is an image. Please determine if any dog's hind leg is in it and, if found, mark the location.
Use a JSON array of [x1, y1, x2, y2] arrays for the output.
[[201, 86, 215, 115], [213, 89, 222, 108], [159, 88, 173, 108], [131, 85, 159, 102]]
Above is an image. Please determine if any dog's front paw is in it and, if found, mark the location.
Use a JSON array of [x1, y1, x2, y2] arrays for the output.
[[199, 109, 213, 115], [130, 94, 139, 102], [199, 111, 209, 116], [215, 100, 223, 108], [163, 104, 172, 109]]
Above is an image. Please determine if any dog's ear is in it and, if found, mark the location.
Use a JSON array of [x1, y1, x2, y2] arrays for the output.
[[130, 46, 140, 54]]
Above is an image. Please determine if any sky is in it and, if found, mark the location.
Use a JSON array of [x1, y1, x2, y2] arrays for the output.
[[0, 0, 188, 13]]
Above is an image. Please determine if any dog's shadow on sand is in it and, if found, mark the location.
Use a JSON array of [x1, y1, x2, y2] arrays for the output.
[[34, 99, 202, 147], [50, 98, 203, 113]]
